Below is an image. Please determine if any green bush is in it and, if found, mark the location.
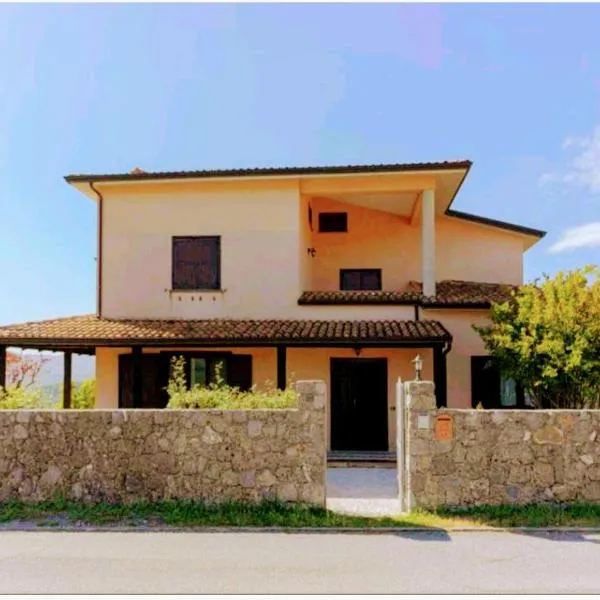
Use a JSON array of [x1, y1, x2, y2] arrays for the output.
[[0, 386, 53, 409], [71, 378, 95, 409], [166, 356, 297, 409]]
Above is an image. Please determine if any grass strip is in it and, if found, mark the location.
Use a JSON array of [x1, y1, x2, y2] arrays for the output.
[[2, 499, 600, 529]]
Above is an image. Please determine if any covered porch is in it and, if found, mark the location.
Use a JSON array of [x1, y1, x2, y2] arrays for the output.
[[0, 315, 451, 449]]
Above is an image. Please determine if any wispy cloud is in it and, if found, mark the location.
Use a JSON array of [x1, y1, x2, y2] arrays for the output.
[[548, 222, 600, 254], [562, 126, 600, 193], [543, 126, 600, 194]]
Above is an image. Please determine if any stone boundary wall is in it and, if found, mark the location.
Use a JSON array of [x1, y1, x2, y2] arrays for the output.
[[0, 380, 326, 506], [406, 384, 600, 507]]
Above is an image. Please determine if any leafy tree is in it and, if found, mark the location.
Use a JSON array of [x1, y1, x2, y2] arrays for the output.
[[474, 265, 600, 409], [71, 378, 96, 409], [0, 386, 53, 409]]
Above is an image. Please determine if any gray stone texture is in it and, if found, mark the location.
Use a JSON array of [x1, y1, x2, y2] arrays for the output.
[[0, 381, 326, 506], [407, 396, 600, 507]]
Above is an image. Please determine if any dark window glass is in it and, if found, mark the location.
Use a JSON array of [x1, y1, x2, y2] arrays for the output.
[[318, 212, 348, 233], [470, 356, 525, 409], [340, 269, 382, 291], [172, 236, 220, 290]]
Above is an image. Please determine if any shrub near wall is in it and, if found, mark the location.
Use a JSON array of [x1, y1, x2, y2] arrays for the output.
[[0, 381, 326, 506]]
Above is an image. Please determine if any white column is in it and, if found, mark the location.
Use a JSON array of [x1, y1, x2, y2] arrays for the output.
[[421, 189, 436, 297]]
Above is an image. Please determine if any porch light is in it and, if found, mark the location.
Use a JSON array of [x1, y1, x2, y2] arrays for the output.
[[412, 354, 423, 381]]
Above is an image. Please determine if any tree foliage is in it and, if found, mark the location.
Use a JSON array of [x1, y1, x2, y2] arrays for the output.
[[0, 386, 53, 409], [474, 265, 600, 409], [71, 378, 96, 409]]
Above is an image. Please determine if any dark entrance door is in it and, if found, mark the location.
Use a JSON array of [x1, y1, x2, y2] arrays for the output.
[[330, 358, 388, 451]]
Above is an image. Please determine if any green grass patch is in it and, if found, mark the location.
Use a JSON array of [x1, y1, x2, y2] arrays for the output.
[[1, 499, 600, 529], [433, 503, 600, 528]]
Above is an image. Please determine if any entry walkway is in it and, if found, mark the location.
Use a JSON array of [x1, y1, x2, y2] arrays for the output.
[[326, 467, 401, 517]]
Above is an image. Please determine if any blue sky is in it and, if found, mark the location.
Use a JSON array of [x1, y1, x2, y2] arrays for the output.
[[1, 3, 599, 324]]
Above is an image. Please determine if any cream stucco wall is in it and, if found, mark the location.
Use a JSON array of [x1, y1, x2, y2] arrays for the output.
[[100, 177, 525, 321], [309, 196, 524, 291], [101, 179, 302, 319], [421, 308, 492, 409]]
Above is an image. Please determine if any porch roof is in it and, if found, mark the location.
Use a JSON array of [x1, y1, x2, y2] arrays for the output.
[[0, 315, 451, 351], [298, 279, 516, 308]]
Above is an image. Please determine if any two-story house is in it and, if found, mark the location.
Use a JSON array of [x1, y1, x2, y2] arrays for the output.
[[0, 160, 545, 453]]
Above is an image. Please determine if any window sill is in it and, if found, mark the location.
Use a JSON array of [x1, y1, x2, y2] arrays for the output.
[[167, 289, 226, 294]]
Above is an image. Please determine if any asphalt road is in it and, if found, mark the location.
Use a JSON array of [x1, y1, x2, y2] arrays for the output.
[[1, 529, 600, 594]]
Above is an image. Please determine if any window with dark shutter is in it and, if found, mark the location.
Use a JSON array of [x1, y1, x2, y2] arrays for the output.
[[340, 269, 382, 291], [172, 236, 220, 290], [318, 212, 348, 233], [470, 356, 525, 409]]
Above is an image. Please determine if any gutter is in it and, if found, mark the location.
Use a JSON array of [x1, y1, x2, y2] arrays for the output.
[[89, 182, 103, 318]]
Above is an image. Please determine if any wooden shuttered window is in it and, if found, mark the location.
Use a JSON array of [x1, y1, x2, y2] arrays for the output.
[[118, 352, 253, 408], [172, 236, 221, 290], [340, 269, 382, 291]]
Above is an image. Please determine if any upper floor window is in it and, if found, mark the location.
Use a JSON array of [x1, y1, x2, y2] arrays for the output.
[[340, 269, 382, 291], [172, 236, 221, 290], [319, 212, 348, 233]]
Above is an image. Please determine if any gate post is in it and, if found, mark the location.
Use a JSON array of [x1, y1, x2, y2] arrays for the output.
[[396, 377, 407, 512]]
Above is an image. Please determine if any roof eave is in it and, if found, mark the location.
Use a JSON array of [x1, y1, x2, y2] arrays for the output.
[[64, 160, 473, 185]]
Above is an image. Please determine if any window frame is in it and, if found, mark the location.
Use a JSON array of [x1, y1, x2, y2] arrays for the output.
[[470, 355, 526, 409], [318, 212, 348, 233], [339, 268, 383, 291], [171, 235, 221, 291]]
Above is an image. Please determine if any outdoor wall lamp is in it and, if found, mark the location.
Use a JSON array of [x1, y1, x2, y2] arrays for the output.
[[412, 354, 423, 381]]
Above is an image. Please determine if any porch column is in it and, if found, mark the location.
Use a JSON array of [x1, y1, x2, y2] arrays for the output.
[[421, 188, 436, 297], [433, 345, 447, 408], [277, 346, 287, 391], [132, 347, 143, 408], [0, 345, 6, 390], [63, 351, 72, 409]]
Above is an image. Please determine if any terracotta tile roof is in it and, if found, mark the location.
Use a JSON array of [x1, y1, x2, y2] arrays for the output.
[[416, 279, 516, 306], [298, 280, 516, 308], [65, 160, 472, 183], [298, 290, 421, 305], [0, 315, 451, 347]]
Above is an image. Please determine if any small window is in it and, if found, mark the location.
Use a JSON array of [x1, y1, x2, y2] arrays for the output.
[[172, 236, 220, 290], [340, 269, 382, 291], [190, 356, 228, 388], [318, 212, 347, 233], [308, 204, 313, 231]]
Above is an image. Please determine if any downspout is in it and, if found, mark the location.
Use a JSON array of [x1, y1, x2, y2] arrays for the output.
[[414, 304, 420, 321], [89, 182, 103, 318], [442, 340, 452, 356]]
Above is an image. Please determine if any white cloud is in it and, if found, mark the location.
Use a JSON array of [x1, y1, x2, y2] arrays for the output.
[[537, 172, 559, 186], [548, 222, 600, 254], [540, 126, 600, 194], [562, 126, 600, 193]]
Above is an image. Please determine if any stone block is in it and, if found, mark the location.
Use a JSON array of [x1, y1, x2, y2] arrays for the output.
[[533, 425, 564, 445]]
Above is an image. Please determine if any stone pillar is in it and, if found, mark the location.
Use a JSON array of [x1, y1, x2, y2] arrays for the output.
[[421, 189, 436, 297], [294, 380, 327, 507], [403, 379, 436, 511]]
